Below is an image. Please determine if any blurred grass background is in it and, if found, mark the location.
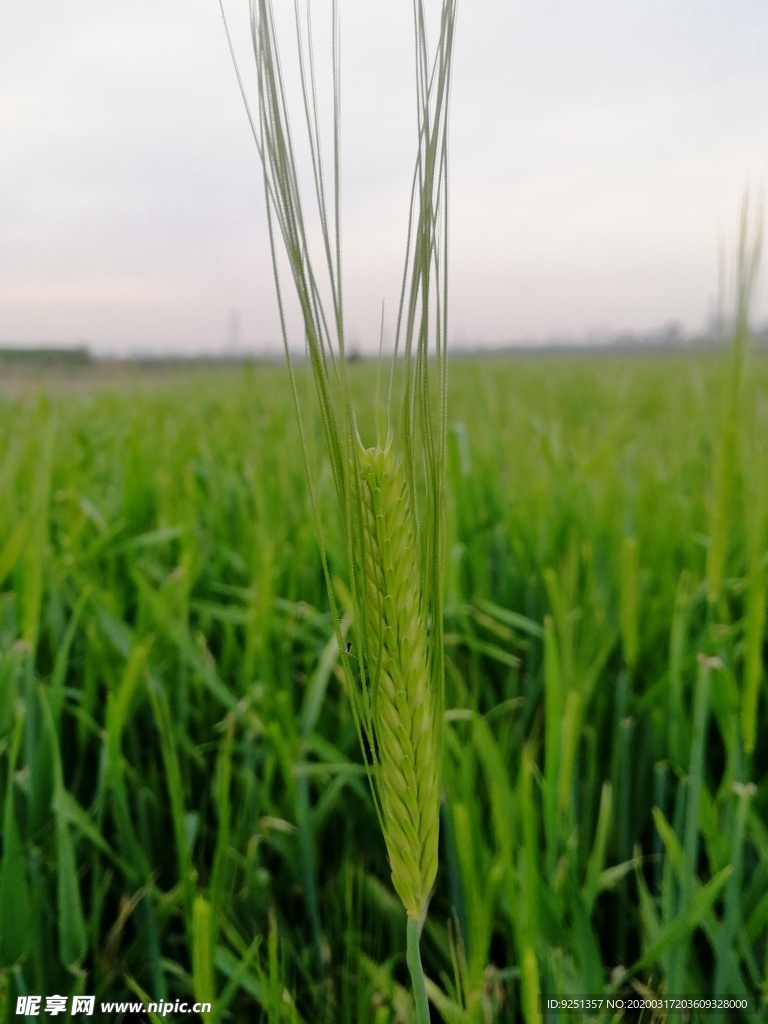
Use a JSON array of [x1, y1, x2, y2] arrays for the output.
[[0, 350, 766, 1022]]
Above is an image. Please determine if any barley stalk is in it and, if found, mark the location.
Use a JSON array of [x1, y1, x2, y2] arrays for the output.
[[221, 1, 457, 1017], [705, 194, 763, 607]]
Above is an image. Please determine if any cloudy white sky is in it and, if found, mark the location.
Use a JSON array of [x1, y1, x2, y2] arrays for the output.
[[1, 1, 766, 355]]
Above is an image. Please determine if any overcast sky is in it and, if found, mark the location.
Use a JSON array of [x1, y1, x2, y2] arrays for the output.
[[1, 1, 766, 355]]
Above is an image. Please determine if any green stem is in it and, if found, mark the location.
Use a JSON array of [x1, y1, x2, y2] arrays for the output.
[[406, 917, 430, 1024]]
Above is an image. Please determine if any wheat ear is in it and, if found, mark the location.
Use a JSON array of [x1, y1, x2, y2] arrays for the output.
[[358, 444, 440, 921], [221, 1, 457, 1015]]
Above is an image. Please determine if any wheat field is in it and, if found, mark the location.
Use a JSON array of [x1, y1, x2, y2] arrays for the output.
[[0, 347, 766, 1022]]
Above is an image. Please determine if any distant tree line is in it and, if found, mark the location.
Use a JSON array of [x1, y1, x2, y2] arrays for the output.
[[0, 346, 91, 367]]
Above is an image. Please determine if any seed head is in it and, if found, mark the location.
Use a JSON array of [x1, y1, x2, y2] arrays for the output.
[[357, 444, 440, 920]]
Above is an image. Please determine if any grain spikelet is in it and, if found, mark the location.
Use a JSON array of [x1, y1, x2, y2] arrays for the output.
[[358, 444, 439, 920]]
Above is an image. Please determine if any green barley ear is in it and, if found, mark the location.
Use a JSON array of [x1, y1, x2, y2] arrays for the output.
[[220, 2, 457, 1013], [358, 443, 440, 921]]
